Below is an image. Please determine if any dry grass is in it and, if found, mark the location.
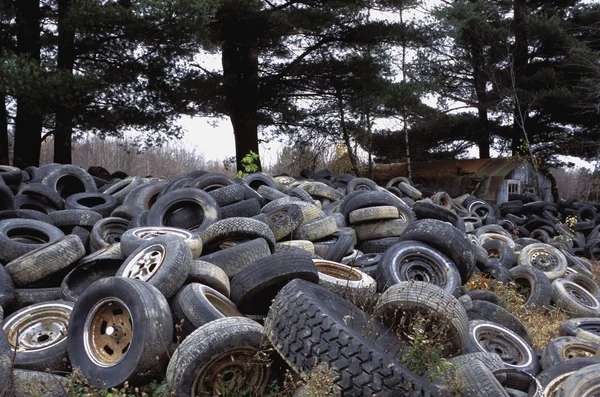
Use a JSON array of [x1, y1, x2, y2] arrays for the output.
[[466, 274, 570, 350]]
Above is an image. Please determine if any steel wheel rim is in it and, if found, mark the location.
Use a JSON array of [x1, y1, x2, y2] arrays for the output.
[[191, 346, 269, 396], [565, 282, 598, 308], [83, 298, 133, 368], [529, 249, 558, 271], [121, 244, 165, 281], [3, 303, 72, 352], [399, 253, 447, 287], [473, 323, 532, 367], [562, 343, 598, 360], [134, 227, 192, 241]]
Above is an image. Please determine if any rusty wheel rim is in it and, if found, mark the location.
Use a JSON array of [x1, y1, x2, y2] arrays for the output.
[[134, 227, 192, 241], [3, 303, 71, 352], [191, 346, 269, 396], [83, 298, 133, 368], [121, 244, 165, 281]]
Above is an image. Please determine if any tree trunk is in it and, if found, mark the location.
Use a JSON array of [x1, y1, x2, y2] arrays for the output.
[[512, 0, 528, 156], [55, 0, 75, 164], [0, 92, 8, 165], [337, 92, 359, 176], [221, 12, 262, 173], [13, 0, 42, 169]]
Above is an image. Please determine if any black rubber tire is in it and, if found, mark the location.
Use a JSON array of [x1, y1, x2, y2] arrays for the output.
[[551, 278, 600, 317], [353, 218, 410, 241], [221, 197, 262, 218], [518, 243, 568, 280], [481, 260, 513, 284], [186, 260, 230, 297], [8, 369, 69, 397], [465, 320, 540, 377], [18, 182, 65, 210], [6, 288, 63, 315], [264, 279, 434, 396], [413, 200, 465, 232], [48, 209, 102, 231], [359, 236, 400, 253], [536, 357, 600, 396], [5, 234, 85, 287], [565, 272, 600, 299], [0, 265, 14, 309], [263, 203, 305, 241], [116, 234, 192, 299], [67, 277, 173, 388], [230, 250, 319, 315], [187, 173, 233, 191], [102, 176, 144, 203], [377, 240, 461, 297], [373, 281, 470, 357], [122, 180, 168, 210], [467, 289, 500, 305], [65, 192, 118, 217], [541, 336, 600, 370], [242, 172, 278, 191], [171, 283, 242, 339], [0, 209, 53, 225], [120, 226, 203, 258], [198, 238, 272, 278], [342, 191, 415, 226], [483, 239, 518, 269], [0, 219, 65, 263], [60, 257, 122, 302], [89, 216, 129, 251], [2, 300, 73, 371], [323, 231, 354, 262], [399, 219, 476, 284], [444, 357, 509, 397], [558, 362, 600, 396], [207, 183, 245, 207], [146, 187, 221, 235], [293, 215, 337, 241], [167, 317, 270, 397], [41, 165, 97, 199], [201, 217, 276, 254], [0, 321, 17, 392], [466, 300, 533, 347], [509, 265, 552, 310]]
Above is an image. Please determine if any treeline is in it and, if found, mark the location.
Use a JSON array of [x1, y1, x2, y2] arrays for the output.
[[0, 0, 599, 175]]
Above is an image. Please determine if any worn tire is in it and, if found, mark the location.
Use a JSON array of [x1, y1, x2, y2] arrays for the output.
[[0, 219, 64, 263]]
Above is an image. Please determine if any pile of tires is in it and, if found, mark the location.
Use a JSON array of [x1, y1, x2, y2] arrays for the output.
[[0, 163, 598, 396]]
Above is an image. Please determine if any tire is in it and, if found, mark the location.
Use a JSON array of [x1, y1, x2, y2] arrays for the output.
[[89, 216, 129, 252], [8, 369, 69, 397], [465, 320, 540, 376], [42, 165, 97, 199], [377, 240, 461, 297], [536, 358, 600, 397], [146, 187, 221, 235], [61, 256, 122, 302], [482, 260, 513, 284], [348, 205, 399, 224], [5, 234, 85, 287], [242, 172, 278, 191], [207, 183, 245, 207], [2, 301, 73, 371], [413, 201, 465, 232], [171, 283, 242, 339], [399, 181, 423, 199], [312, 259, 376, 307], [373, 281, 470, 357], [6, 288, 63, 315], [0, 209, 53, 225], [18, 182, 65, 210], [565, 272, 600, 299], [346, 177, 378, 193], [167, 317, 270, 397], [186, 260, 230, 297], [0, 265, 14, 309], [48, 209, 102, 231], [359, 236, 400, 254], [558, 362, 600, 396], [230, 250, 318, 315], [116, 234, 192, 299], [293, 215, 337, 241], [509, 265, 552, 310], [102, 176, 144, 203], [541, 336, 600, 370], [201, 217, 276, 254], [264, 279, 434, 397], [257, 184, 287, 201], [353, 219, 409, 241], [65, 192, 118, 217], [518, 243, 568, 280], [466, 300, 533, 347], [551, 278, 600, 317], [483, 240, 518, 269], [187, 173, 233, 191], [122, 180, 168, 210], [399, 219, 476, 284], [322, 231, 354, 262], [198, 238, 272, 278], [120, 226, 203, 258], [444, 357, 509, 397], [559, 318, 600, 345], [221, 198, 262, 218], [67, 277, 173, 388], [467, 289, 500, 304], [0, 219, 64, 263]]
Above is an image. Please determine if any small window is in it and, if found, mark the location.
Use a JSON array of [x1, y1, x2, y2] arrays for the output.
[[507, 179, 521, 195]]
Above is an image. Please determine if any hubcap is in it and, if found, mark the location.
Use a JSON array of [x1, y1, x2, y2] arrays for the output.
[[121, 244, 165, 281], [3, 303, 72, 352], [83, 298, 133, 367]]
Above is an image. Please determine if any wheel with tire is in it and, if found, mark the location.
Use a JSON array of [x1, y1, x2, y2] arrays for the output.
[[509, 265, 552, 310], [201, 217, 276, 254], [167, 317, 270, 397], [42, 165, 97, 199], [465, 300, 533, 347], [312, 259, 376, 307], [536, 358, 600, 397], [518, 243, 567, 280], [551, 278, 600, 317], [541, 336, 600, 370], [186, 260, 230, 297], [2, 300, 73, 371], [116, 234, 191, 299], [377, 240, 461, 296], [198, 238, 272, 278], [61, 256, 122, 302], [67, 277, 173, 388], [558, 362, 600, 396], [120, 226, 203, 258], [264, 279, 434, 396], [65, 192, 119, 217], [89, 217, 129, 252]]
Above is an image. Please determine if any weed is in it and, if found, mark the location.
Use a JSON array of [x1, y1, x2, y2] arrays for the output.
[[236, 151, 260, 178]]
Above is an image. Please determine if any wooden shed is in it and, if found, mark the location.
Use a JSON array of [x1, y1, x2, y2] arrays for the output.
[[373, 158, 553, 204]]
